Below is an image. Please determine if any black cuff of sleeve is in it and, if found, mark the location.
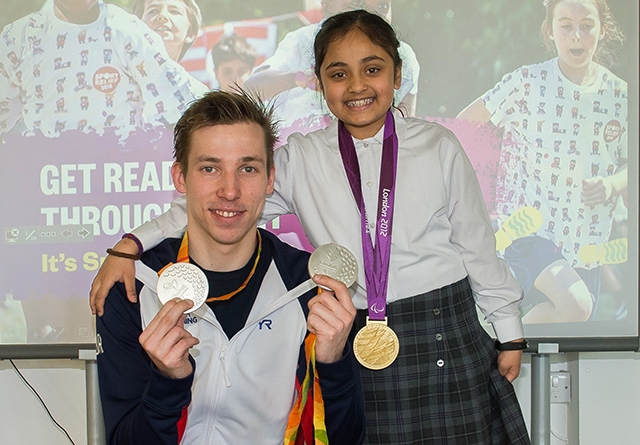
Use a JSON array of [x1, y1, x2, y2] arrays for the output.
[[315, 344, 356, 398], [146, 356, 195, 411], [495, 339, 529, 351]]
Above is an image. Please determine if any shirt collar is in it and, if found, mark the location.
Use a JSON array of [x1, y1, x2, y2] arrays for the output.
[[353, 125, 384, 146], [354, 109, 408, 146], [326, 108, 408, 150]]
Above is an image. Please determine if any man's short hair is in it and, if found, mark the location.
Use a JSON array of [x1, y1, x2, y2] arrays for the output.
[[211, 33, 258, 70], [173, 90, 278, 174]]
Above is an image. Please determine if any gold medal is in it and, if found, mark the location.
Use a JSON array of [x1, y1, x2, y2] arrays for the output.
[[353, 317, 399, 370]]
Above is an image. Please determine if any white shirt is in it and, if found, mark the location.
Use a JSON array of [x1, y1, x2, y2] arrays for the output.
[[136, 113, 524, 341], [483, 58, 627, 268], [0, 2, 208, 139]]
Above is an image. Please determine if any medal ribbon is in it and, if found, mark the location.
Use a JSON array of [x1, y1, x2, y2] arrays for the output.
[[157, 230, 262, 303], [284, 333, 327, 445], [338, 110, 398, 321]]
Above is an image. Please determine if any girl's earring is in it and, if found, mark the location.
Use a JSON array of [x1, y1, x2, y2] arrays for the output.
[[549, 34, 554, 40]]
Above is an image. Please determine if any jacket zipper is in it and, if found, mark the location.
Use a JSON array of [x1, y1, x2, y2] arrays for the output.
[[219, 345, 232, 387]]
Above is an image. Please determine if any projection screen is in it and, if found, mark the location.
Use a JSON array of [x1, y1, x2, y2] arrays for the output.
[[0, 0, 637, 357]]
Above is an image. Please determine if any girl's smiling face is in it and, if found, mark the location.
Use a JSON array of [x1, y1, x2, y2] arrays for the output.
[[550, 0, 605, 83], [142, 0, 193, 61], [318, 29, 400, 140]]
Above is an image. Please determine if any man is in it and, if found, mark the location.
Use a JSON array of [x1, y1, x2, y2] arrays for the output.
[[96, 90, 365, 444], [0, 0, 207, 139]]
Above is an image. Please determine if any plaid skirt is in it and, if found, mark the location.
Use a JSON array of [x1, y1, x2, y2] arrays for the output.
[[353, 277, 530, 445]]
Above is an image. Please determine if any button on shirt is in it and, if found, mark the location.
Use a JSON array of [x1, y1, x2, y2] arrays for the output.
[[354, 132, 384, 245]]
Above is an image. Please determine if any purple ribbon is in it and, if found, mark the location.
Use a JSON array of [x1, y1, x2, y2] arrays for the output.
[[338, 111, 398, 321]]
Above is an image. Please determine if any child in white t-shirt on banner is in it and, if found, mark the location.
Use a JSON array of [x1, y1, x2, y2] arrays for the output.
[[458, 0, 627, 324]]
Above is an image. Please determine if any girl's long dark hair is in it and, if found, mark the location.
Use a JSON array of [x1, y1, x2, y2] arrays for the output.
[[313, 9, 401, 87]]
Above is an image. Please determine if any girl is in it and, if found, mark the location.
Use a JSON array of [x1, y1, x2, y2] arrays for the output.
[[242, 0, 419, 136], [133, 0, 201, 62], [91, 10, 530, 444], [458, 0, 627, 324]]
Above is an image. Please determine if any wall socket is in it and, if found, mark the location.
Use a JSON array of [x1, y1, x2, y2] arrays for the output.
[[550, 371, 571, 403]]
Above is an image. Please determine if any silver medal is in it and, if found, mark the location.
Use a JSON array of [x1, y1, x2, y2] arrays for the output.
[[267, 244, 358, 302], [308, 243, 357, 287], [157, 263, 208, 313]]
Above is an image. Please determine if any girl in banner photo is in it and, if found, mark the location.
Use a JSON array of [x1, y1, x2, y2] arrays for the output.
[[132, 0, 202, 62], [91, 9, 530, 444], [457, 0, 627, 324]]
